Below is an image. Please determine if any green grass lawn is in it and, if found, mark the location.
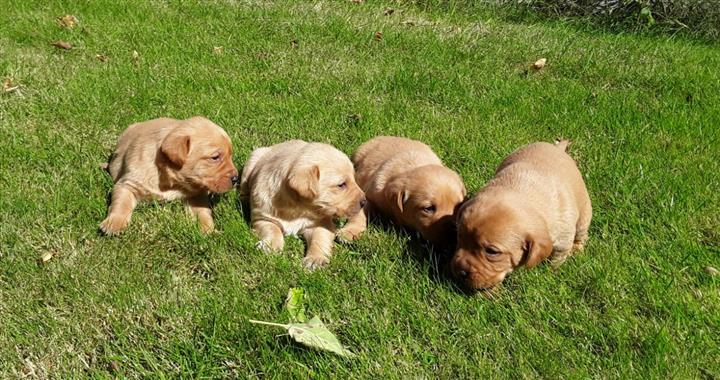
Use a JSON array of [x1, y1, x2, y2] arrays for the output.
[[1, 0, 719, 377]]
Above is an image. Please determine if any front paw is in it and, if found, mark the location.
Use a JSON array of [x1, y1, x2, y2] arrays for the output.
[[100, 214, 130, 236], [198, 218, 215, 234], [336, 225, 364, 243], [256, 237, 284, 252], [302, 254, 330, 270]]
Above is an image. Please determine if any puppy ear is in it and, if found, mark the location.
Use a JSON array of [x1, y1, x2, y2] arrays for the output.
[[385, 178, 409, 213], [161, 130, 191, 167], [288, 165, 320, 199], [522, 228, 553, 268]]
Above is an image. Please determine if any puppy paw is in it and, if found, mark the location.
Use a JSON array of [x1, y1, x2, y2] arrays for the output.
[[302, 254, 330, 270], [256, 238, 283, 252], [572, 241, 585, 252], [336, 225, 364, 243], [550, 251, 571, 270], [198, 220, 215, 234], [99, 214, 130, 236]]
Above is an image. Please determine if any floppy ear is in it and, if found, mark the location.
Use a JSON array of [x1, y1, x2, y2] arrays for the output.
[[522, 228, 554, 268], [288, 165, 320, 199], [161, 130, 191, 167], [385, 178, 409, 213]]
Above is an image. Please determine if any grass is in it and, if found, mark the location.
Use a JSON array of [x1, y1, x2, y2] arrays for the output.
[[1, 0, 719, 377]]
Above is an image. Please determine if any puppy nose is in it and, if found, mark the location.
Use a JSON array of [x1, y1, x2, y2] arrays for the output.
[[231, 175, 239, 185], [458, 270, 468, 279], [359, 198, 367, 208]]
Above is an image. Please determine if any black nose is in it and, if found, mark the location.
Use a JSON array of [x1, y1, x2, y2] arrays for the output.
[[231, 175, 239, 185], [359, 198, 367, 208], [458, 270, 468, 279]]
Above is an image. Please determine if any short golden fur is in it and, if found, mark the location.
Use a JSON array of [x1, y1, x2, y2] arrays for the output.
[[100, 117, 238, 235], [451, 140, 592, 290], [342, 136, 466, 244], [239, 140, 366, 269]]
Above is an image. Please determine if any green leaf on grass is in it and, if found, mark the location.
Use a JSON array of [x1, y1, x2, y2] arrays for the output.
[[249, 317, 355, 358], [287, 316, 355, 357], [285, 287, 307, 322]]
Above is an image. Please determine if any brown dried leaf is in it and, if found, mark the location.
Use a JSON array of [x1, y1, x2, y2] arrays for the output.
[[57, 14, 78, 28], [3, 77, 20, 92], [95, 54, 108, 62], [374, 31, 383, 41], [533, 58, 547, 70], [383, 8, 395, 15], [290, 39, 298, 49], [213, 46, 224, 55], [52, 40, 73, 50], [40, 251, 55, 263]]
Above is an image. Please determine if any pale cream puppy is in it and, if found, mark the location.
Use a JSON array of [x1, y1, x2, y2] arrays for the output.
[[239, 140, 366, 269], [100, 116, 239, 235], [451, 140, 592, 291], [341, 136, 466, 244]]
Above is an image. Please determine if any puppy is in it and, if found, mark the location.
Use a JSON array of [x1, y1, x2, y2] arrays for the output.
[[100, 117, 238, 235], [451, 140, 592, 291], [239, 140, 366, 269], [342, 136, 466, 244]]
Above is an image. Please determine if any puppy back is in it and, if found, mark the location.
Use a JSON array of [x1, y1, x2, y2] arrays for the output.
[[239, 146, 272, 199]]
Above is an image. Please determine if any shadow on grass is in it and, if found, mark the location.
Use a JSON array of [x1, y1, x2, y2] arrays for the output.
[[361, 211, 469, 293]]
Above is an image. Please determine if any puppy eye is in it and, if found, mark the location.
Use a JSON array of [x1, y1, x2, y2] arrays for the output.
[[485, 246, 501, 256], [209, 154, 221, 162], [422, 205, 436, 214], [337, 182, 347, 189]]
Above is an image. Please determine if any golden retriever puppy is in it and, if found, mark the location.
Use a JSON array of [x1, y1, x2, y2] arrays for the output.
[[450, 140, 592, 291], [342, 136, 466, 244], [100, 117, 238, 235], [239, 140, 366, 269]]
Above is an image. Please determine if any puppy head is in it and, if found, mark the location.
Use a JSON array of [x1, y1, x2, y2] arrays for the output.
[[450, 196, 553, 291], [384, 165, 466, 243], [287, 143, 366, 220], [160, 117, 238, 193]]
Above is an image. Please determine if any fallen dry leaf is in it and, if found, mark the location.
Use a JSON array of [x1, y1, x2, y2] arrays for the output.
[[705, 266, 719, 276], [374, 31, 383, 41], [52, 40, 73, 50], [350, 0, 364, 3], [40, 251, 55, 264], [383, 8, 395, 15], [57, 14, 78, 28], [213, 46, 224, 55], [2, 78, 20, 93], [533, 58, 547, 70], [132, 50, 140, 65], [290, 39, 298, 49], [95, 54, 108, 62]]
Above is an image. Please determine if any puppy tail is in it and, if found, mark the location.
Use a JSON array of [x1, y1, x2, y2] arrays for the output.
[[554, 139, 570, 151]]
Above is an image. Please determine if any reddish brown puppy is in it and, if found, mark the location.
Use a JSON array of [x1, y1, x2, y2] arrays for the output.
[[451, 140, 591, 291], [341, 136, 466, 244], [100, 117, 238, 235]]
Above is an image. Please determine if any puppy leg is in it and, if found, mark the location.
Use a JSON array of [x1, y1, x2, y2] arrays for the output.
[[187, 195, 214, 233], [253, 220, 284, 252], [100, 184, 137, 235], [550, 248, 573, 269], [302, 227, 335, 270], [336, 209, 367, 243], [573, 204, 592, 252]]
